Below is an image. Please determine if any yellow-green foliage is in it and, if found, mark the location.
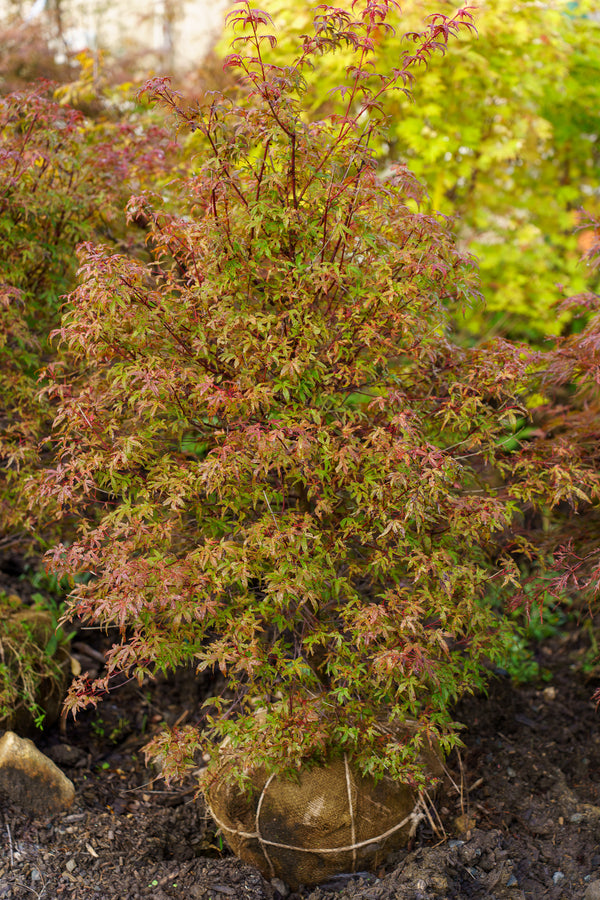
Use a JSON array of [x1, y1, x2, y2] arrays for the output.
[[220, 0, 600, 342]]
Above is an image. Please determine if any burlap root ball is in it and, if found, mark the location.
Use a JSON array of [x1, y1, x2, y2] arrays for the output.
[[205, 751, 441, 889]]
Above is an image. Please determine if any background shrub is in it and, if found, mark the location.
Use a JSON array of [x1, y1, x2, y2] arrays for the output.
[[0, 81, 175, 549], [230, 0, 600, 343]]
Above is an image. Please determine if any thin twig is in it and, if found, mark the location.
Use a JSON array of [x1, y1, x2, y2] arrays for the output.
[[421, 787, 446, 840], [5, 818, 14, 867], [71, 642, 106, 665], [468, 777, 484, 793], [11, 882, 45, 899], [262, 490, 279, 529], [0, 532, 25, 549], [441, 757, 462, 797], [457, 749, 465, 812], [419, 790, 438, 834]]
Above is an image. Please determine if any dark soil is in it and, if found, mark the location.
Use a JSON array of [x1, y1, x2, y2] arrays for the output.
[[2, 555, 600, 900]]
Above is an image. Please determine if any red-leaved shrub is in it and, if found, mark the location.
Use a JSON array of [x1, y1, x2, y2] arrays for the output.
[[34, 1, 600, 786]]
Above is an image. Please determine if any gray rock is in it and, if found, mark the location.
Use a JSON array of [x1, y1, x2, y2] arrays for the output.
[[271, 878, 289, 897], [0, 731, 75, 814], [585, 880, 600, 900], [47, 742, 87, 768]]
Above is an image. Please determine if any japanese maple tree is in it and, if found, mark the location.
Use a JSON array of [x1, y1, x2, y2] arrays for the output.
[[34, 0, 596, 785]]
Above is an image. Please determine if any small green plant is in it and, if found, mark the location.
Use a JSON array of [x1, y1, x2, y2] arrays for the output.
[[91, 716, 106, 738], [0, 591, 72, 731], [485, 573, 571, 684], [580, 619, 600, 678], [498, 618, 558, 686], [109, 716, 131, 743], [36, 0, 599, 789], [91, 712, 131, 742]]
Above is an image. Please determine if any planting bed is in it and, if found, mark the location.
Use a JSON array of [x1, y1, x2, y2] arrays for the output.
[[1, 555, 600, 900]]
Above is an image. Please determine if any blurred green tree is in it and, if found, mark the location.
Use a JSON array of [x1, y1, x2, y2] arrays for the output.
[[231, 0, 600, 342]]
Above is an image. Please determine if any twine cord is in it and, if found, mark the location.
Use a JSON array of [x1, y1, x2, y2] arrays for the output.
[[343, 754, 357, 871], [207, 801, 420, 855], [255, 772, 277, 877]]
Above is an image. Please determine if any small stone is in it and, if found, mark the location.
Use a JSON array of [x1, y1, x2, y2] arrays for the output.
[[271, 878, 290, 897], [0, 731, 75, 814], [506, 874, 519, 887], [47, 743, 86, 768], [570, 812, 584, 824], [429, 874, 449, 892], [507, 766, 517, 777], [585, 880, 600, 900], [543, 686, 557, 702], [454, 813, 476, 834], [552, 871, 565, 884], [459, 843, 482, 865]]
